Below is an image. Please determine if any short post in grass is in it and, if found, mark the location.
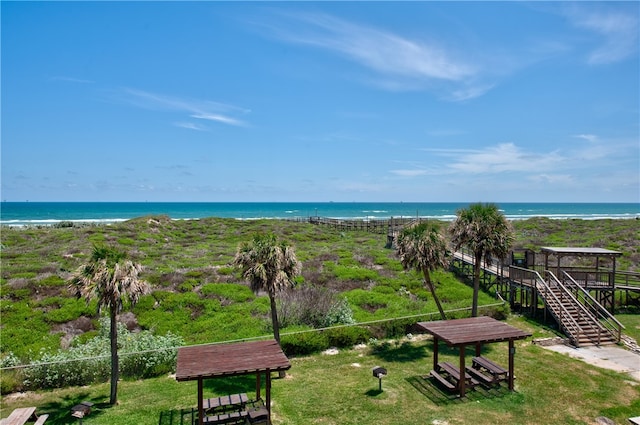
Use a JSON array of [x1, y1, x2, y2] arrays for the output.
[[372, 366, 387, 391]]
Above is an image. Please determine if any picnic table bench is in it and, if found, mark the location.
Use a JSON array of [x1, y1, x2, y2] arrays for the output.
[[202, 410, 248, 424], [472, 356, 509, 382], [0, 407, 48, 425], [430, 361, 479, 392], [202, 393, 248, 412]]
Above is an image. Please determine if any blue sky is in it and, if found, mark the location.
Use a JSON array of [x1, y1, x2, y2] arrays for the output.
[[2, 1, 638, 203]]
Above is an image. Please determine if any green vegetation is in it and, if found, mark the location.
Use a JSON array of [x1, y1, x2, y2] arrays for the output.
[[0, 217, 639, 423], [450, 203, 514, 317], [513, 217, 640, 271], [1, 217, 637, 361], [1, 317, 638, 424]]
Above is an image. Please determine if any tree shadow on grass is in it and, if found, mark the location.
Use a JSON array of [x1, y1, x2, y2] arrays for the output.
[[37, 392, 110, 425], [422, 338, 501, 358], [370, 341, 428, 363], [203, 375, 261, 398], [158, 407, 197, 425], [406, 375, 511, 406]]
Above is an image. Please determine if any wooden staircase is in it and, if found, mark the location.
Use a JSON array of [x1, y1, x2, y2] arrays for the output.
[[539, 280, 617, 347]]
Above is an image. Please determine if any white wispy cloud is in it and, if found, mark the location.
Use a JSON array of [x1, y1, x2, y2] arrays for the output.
[[117, 88, 249, 127], [434, 143, 564, 174], [174, 122, 209, 131], [529, 173, 574, 184], [259, 11, 491, 98], [272, 12, 475, 81], [573, 134, 598, 143], [562, 4, 639, 64], [400, 136, 637, 188], [191, 113, 246, 127], [390, 169, 429, 177]]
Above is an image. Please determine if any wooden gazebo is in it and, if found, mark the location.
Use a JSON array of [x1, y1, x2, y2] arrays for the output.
[[416, 316, 531, 397], [541, 247, 622, 311], [175, 339, 291, 425], [541, 247, 622, 282]]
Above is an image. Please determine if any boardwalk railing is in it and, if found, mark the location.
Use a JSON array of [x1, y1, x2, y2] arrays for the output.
[[306, 216, 417, 235]]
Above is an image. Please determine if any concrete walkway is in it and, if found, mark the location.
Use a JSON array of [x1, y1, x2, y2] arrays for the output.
[[543, 344, 640, 381]]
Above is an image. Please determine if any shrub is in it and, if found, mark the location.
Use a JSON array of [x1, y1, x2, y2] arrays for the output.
[[325, 263, 379, 281], [479, 303, 510, 320], [278, 286, 354, 329], [201, 283, 254, 303], [325, 326, 370, 347], [21, 318, 183, 390], [280, 325, 371, 356], [53, 221, 74, 228], [280, 332, 327, 356]]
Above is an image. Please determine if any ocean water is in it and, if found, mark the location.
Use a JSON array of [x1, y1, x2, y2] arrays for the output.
[[1, 202, 638, 227]]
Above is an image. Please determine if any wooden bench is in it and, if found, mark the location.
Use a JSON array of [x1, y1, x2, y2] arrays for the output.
[[247, 407, 269, 425], [33, 415, 48, 425], [429, 369, 456, 391], [438, 362, 479, 388], [472, 356, 509, 382], [0, 407, 36, 425], [465, 366, 494, 385], [202, 410, 248, 424], [202, 393, 248, 412]]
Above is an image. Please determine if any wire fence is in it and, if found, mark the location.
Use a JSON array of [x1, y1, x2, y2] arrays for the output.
[[1, 301, 505, 379]]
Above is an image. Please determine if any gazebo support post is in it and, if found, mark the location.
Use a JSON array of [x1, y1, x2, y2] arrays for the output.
[[458, 346, 466, 398], [266, 369, 272, 419], [197, 378, 204, 425], [256, 372, 261, 401], [508, 340, 515, 391], [432, 337, 439, 370]]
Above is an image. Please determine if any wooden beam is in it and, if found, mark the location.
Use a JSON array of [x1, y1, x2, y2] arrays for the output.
[[432, 337, 439, 370], [458, 346, 466, 397], [255, 372, 261, 401], [508, 340, 515, 391], [198, 378, 203, 425], [266, 369, 272, 421]]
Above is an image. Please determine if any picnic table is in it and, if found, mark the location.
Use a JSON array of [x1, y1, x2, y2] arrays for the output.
[[0, 407, 48, 425], [176, 339, 290, 425], [417, 316, 532, 397]]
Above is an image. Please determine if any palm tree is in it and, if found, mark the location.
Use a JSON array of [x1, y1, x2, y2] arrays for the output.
[[68, 244, 150, 405], [396, 221, 449, 320], [234, 233, 301, 344], [449, 203, 514, 317]]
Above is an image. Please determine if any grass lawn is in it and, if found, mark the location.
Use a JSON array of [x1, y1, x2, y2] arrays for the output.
[[1, 316, 638, 425], [618, 313, 640, 343]]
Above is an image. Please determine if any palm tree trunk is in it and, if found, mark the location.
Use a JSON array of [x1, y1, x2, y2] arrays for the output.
[[269, 294, 280, 344], [269, 294, 286, 378], [109, 308, 119, 405], [423, 267, 446, 320], [472, 251, 482, 317]]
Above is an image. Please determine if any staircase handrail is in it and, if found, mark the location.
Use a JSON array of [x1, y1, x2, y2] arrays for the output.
[[546, 271, 609, 346], [561, 271, 624, 343], [509, 266, 583, 345]]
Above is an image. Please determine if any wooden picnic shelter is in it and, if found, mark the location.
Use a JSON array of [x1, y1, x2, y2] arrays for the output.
[[416, 316, 532, 397], [175, 339, 291, 425]]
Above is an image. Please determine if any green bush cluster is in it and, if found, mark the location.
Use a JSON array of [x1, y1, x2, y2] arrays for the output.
[[278, 286, 355, 329], [4, 318, 183, 393], [280, 326, 370, 356]]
